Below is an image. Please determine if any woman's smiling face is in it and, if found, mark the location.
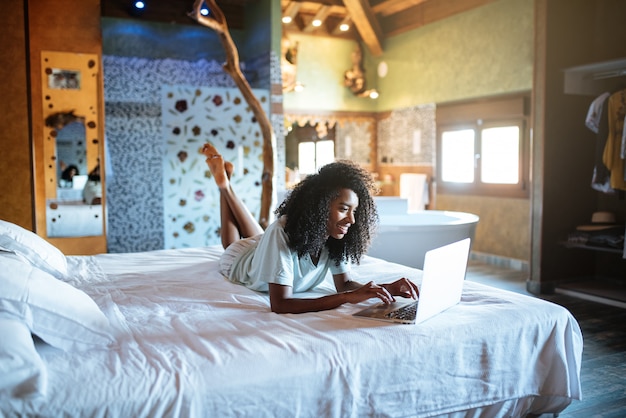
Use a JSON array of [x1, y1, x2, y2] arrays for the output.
[[326, 188, 359, 240]]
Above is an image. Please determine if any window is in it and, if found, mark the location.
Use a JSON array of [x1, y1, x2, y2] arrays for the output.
[[437, 94, 530, 198]]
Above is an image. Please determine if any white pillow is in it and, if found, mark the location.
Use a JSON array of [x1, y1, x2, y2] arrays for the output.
[[0, 220, 68, 279], [0, 254, 114, 351], [0, 313, 47, 398]]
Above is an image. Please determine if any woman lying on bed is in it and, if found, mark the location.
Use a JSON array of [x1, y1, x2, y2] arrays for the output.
[[202, 143, 419, 314]]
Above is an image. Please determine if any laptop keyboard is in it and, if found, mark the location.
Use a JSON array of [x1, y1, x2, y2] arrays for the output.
[[385, 302, 417, 320]]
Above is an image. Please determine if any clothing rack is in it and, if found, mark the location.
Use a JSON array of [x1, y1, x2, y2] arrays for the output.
[[564, 57, 626, 95], [592, 68, 626, 80]]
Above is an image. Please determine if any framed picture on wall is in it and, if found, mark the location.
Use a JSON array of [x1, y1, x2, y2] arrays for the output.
[[48, 69, 81, 90]]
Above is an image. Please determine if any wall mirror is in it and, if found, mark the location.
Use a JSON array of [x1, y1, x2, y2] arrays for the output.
[[285, 122, 336, 183], [40, 51, 104, 240]]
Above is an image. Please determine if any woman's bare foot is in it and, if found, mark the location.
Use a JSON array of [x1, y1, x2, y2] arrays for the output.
[[224, 161, 234, 180], [202, 143, 228, 188]]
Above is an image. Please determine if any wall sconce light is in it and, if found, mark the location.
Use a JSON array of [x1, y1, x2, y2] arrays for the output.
[[344, 43, 378, 99], [293, 82, 304, 92]]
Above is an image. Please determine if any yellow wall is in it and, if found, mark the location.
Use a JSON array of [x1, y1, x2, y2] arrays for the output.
[[282, 35, 379, 113], [376, 0, 533, 110], [438, 195, 530, 261]]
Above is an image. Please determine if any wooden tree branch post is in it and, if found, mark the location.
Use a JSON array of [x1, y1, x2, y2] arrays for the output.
[[189, 0, 275, 229]]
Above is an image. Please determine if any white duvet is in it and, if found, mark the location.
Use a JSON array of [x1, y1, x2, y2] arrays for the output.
[[2, 246, 582, 417]]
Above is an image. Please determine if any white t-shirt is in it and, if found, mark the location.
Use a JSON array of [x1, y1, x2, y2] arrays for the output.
[[229, 216, 350, 293]]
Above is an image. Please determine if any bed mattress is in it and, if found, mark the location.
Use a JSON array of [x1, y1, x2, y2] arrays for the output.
[[1, 246, 582, 417]]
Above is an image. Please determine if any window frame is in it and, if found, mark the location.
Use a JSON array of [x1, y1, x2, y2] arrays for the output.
[[436, 94, 530, 199]]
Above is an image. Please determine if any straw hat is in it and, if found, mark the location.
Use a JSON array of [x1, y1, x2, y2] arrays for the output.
[[576, 211, 619, 231]]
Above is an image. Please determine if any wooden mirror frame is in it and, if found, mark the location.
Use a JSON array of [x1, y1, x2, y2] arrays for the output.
[[35, 51, 106, 254]]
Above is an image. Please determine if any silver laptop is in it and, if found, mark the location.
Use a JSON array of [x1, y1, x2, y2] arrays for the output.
[[353, 238, 471, 324]]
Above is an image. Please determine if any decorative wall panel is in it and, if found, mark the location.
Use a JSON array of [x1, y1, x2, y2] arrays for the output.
[[103, 55, 276, 253], [161, 85, 269, 249]]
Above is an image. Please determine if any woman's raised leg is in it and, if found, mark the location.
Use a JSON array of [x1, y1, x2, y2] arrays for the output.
[[202, 143, 264, 248]]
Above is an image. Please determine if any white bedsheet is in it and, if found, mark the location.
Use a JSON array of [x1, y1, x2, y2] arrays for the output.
[[2, 246, 582, 418]]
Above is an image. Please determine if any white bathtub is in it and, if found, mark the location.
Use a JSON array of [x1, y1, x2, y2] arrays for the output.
[[367, 210, 479, 270]]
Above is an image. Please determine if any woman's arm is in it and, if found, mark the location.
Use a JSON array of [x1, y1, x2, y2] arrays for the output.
[[268, 273, 395, 314]]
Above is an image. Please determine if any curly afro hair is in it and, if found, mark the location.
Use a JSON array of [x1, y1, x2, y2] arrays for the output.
[[275, 160, 379, 266]]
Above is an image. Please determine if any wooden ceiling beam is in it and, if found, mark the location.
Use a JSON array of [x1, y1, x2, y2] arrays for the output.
[[282, 1, 302, 23], [342, 0, 384, 56], [331, 15, 352, 35], [371, 0, 428, 17], [302, 5, 332, 32], [379, 0, 498, 37]]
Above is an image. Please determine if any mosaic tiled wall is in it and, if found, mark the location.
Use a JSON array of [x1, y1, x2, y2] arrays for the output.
[[335, 120, 374, 165], [103, 55, 281, 253], [161, 86, 269, 248], [378, 103, 436, 165]]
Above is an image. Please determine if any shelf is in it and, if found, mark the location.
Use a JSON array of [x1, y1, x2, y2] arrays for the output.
[[556, 279, 626, 309], [563, 57, 626, 95], [562, 242, 624, 254]]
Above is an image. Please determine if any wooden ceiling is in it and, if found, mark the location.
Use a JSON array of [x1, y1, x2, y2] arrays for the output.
[[282, 0, 499, 56]]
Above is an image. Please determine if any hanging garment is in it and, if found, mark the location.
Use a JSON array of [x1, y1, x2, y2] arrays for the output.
[[586, 92, 610, 133], [590, 93, 613, 193], [621, 114, 626, 159], [603, 89, 626, 190]]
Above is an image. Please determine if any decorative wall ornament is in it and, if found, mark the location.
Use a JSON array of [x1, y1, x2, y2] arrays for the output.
[[281, 36, 303, 93], [343, 43, 378, 99]]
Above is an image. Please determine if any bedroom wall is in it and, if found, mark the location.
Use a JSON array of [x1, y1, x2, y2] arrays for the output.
[[102, 56, 253, 252], [0, 1, 32, 230], [283, 0, 534, 265], [100, 1, 281, 253], [0, 0, 532, 264]]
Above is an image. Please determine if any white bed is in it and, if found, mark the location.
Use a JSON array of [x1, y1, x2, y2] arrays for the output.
[[0, 221, 582, 418]]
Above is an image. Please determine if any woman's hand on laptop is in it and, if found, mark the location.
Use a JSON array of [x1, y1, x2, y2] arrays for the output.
[[382, 278, 420, 300], [345, 281, 396, 304]]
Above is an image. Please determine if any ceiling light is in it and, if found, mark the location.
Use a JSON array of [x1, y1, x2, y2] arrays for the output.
[[339, 23, 350, 31], [368, 90, 379, 99], [200, 7, 209, 16], [312, 19, 322, 27], [282, 16, 292, 24], [134, 1, 145, 9]]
